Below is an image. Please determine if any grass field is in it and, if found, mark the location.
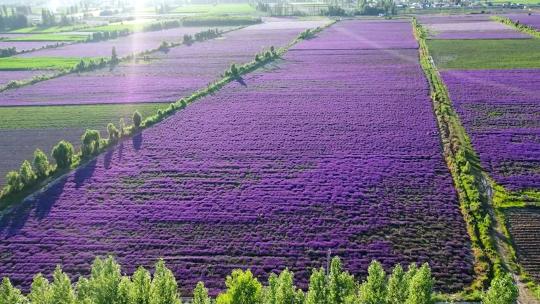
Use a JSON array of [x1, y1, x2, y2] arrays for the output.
[[173, 3, 256, 15], [428, 39, 540, 69], [10, 25, 91, 34], [0, 103, 168, 130], [7, 33, 89, 42], [0, 57, 98, 70], [81, 19, 155, 33]]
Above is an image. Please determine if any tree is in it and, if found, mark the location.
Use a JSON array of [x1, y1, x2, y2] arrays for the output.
[[52, 140, 74, 169], [405, 263, 433, 304], [5, 170, 22, 193], [327, 257, 356, 304], [149, 259, 181, 304], [33, 148, 50, 178], [386, 264, 408, 304], [116, 276, 134, 304], [358, 260, 387, 304], [107, 123, 120, 143], [81, 129, 101, 158], [81, 256, 123, 304], [111, 47, 119, 65], [216, 269, 263, 304], [132, 266, 152, 304], [482, 273, 519, 304], [275, 269, 302, 304], [29, 274, 53, 304], [133, 111, 142, 129], [305, 268, 326, 304], [193, 281, 211, 304], [50, 266, 76, 304], [0, 277, 26, 304], [19, 160, 36, 186]]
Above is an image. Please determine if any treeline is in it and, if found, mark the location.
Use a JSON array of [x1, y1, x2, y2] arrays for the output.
[[0, 256, 518, 304], [0, 11, 28, 31], [183, 28, 222, 45], [0, 47, 16, 58], [492, 16, 540, 39]]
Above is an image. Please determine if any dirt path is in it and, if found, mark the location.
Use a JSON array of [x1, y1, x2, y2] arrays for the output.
[[481, 177, 539, 304]]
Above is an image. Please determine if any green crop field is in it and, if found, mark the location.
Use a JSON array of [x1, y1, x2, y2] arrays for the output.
[[0, 57, 98, 70], [428, 39, 540, 69], [10, 25, 91, 34], [173, 3, 256, 15], [7, 33, 89, 42], [0, 103, 168, 130], [82, 20, 154, 33]]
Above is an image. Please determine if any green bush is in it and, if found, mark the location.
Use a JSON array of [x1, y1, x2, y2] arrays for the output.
[[52, 140, 74, 169]]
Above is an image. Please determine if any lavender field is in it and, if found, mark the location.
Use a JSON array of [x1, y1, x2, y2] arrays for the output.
[[1, 19, 327, 106], [0, 20, 474, 295], [443, 69, 540, 191], [419, 15, 529, 39]]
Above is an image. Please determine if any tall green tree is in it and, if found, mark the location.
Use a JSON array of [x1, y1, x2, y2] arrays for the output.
[[358, 260, 387, 304], [0, 277, 26, 304], [405, 263, 433, 304], [132, 266, 152, 304], [133, 111, 142, 129], [50, 266, 76, 304], [327, 257, 356, 304], [79, 256, 123, 304], [5, 170, 22, 193], [305, 268, 326, 304], [28, 274, 53, 304], [482, 273, 519, 304], [386, 264, 408, 304], [149, 259, 181, 304], [216, 269, 263, 304], [116, 276, 134, 304], [193, 281, 211, 304]]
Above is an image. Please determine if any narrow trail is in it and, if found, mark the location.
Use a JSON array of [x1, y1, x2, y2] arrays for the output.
[[481, 177, 539, 304]]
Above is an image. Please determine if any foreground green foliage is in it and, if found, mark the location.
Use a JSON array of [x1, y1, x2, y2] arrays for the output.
[[427, 39, 540, 69], [0, 256, 517, 303]]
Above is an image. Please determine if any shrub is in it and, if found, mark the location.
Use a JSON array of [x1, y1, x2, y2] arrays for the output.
[[149, 259, 181, 304], [19, 160, 36, 186], [0, 277, 26, 304], [5, 171, 22, 193], [81, 129, 101, 158], [52, 140, 74, 169], [107, 123, 120, 143]]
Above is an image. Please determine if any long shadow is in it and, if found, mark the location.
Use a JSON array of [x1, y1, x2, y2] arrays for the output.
[[0, 178, 68, 236], [103, 149, 114, 170], [118, 142, 124, 162], [133, 133, 143, 151], [236, 76, 247, 87], [74, 159, 97, 189]]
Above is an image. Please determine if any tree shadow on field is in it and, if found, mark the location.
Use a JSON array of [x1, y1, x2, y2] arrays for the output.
[[0, 178, 68, 236], [133, 133, 143, 151], [103, 150, 114, 170], [235, 76, 247, 87], [74, 159, 97, 189]]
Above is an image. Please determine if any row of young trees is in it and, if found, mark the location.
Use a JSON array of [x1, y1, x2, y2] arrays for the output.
[[0, 256, 518, 304], [0, 111, 143, 199]]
